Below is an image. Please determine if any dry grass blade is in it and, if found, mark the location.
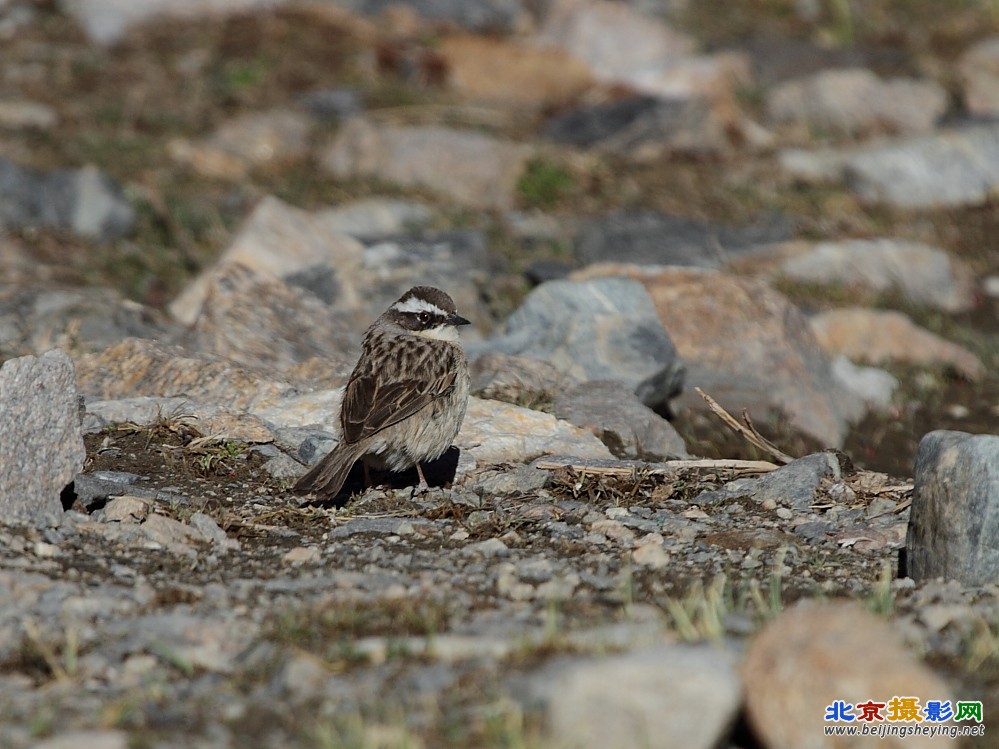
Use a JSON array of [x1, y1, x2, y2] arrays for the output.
[[22, 619, 70, 682], [694, 387, 795, 465]]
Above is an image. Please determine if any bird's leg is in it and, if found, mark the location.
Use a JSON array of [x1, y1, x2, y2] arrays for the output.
[[412, 462, 430, 496]]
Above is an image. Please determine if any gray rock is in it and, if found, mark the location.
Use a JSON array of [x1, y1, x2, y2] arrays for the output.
[[258, 390, 614, 466], [186, 263, 357, 370], [62, 0, 285, 45], [636, 266, 862, 447], [829, 356, 898, 411], [286, 430, 339, 466], [0, 286, 174, 360], [0, 350, 85, 526], [0, 157, 134, 241], [0, 99, 57, 130], [777, 146, 848, 183], [467, 537, 509, 557], [319, 198, 434, 239], [101, 611, 257, 673], [769, 238, 977, 313], [742, 452, 841, 511], [524, 258, 573, 285], [74, 338, 301, 413], [299, 87, 364, 121], [101, 495, 150, 523], [72, 474, 188, 510], [474, 278, 682, 404], [574, 211, 793, 269], [958, 36, 999, 116], [352, 230, 490, 328], [545, 96, 732, 157], [705, 452, 842, 511], [168, 196, 365, 326], [88, 471, 142, 485], [141, 513, 203, 552], [71, 473, 132, 511], [84, 395, 274, 443], [474, 464, 550, 496], [906, 430, 999, 585], [470, 352, 576, 407], [766, 68, 946, 135], [262, 452, 309, 481], [322, 118, 532, 211], [168, 109, 311, 180], [538, 0, 695, 84], [329, 517, 422, 538], [31, 730, 128, 749], [845, 125, 999, 208], [189, 512, 239, 551], [341, 0, 525, 31], [524, 645, 740, 749], [554, 380, 689, 461]]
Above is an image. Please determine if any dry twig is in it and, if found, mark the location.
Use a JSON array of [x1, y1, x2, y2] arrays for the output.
[[534, 457, 778, 476], [694, 387, 795, 465]]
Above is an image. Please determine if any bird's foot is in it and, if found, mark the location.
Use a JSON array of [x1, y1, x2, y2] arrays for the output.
[[410, 462, 432, 498]]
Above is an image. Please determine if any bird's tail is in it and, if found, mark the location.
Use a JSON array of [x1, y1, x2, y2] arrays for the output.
[[292, 442, 364, 500]]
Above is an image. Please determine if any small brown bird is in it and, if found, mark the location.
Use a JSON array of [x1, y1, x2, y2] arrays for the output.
[[293, 286, 471, 500]]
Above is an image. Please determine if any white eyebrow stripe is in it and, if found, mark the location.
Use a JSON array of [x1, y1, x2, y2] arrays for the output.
[[392, 297, 447, 316]]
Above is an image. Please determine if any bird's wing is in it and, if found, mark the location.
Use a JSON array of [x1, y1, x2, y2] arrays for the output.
[[341, 346, 458, 444]]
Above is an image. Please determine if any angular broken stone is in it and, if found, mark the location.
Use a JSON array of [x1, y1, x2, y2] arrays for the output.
[[906, 430, 999, 586], [0, 349, 85, 526], [554, 380, 688, 461], [473, 277, 682, 413]]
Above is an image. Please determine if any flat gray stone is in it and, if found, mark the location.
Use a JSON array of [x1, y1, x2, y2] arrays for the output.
[[342, 0, 524, 32], [766, 68, 946, 135], [907, 430, 999, 585], [329, 517, 422, 538], [0, 349, 85, 526], [545, 96, 732, 157], [845, 125, 999, 208], [323, 119, 532, 211], [772, 238, 977, 313], [319, 198, 434, 238], [554, 380, 688, 461], [256, 390, 614, 466], [709, 452, 841, 511], [62, 0, 285, 45], [574, 211, 793, 269], [525, 645, 740, 749], [0, 157, 134, 241], [32, 730, 127, 749]]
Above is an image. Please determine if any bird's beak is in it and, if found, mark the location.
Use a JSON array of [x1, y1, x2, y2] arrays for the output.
[[448, 313, 471, 327]]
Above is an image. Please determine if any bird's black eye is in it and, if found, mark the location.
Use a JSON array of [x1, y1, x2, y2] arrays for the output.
[[418, 311, 431, 324]]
